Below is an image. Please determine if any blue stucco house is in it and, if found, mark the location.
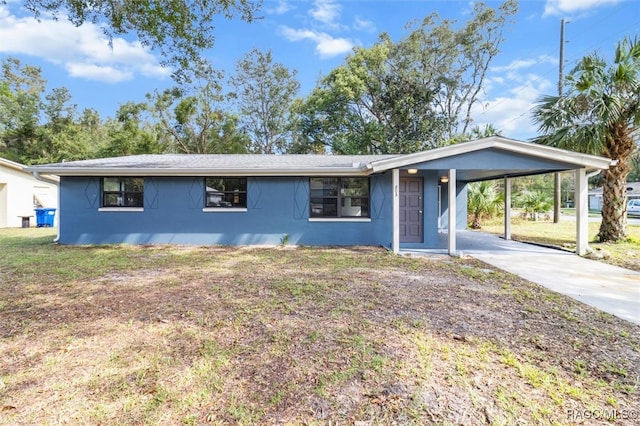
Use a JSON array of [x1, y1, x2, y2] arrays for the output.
[[27, 137, 613, 255]]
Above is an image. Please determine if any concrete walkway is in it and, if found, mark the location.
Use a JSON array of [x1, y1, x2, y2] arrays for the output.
[[402, 231, 640, 326]]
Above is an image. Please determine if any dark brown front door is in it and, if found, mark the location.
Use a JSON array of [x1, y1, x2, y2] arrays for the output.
[[400, 177, 423, 243]]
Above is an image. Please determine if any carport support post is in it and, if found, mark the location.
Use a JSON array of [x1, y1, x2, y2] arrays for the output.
[[504, 177, 512, 240], [448, 169, 457, 256], [575, 168, 588, 256], [392, 168, 400, 254]]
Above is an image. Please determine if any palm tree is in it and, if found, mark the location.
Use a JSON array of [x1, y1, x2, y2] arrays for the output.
[[517, 190, 553, 221], [532, 37, 640, 242], [467, 180, 502, 229], [468, 124, 502, 139]]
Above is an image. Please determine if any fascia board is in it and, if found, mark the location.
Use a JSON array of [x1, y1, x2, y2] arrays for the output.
[[24, 167, 374, 177], [1, 159, 60, 183], [32, 173, 60, 184], [0, 158, 25, 172], [368, 139, 613, 172], [491, 141, 614, 169], [368, 140, 495, 172]]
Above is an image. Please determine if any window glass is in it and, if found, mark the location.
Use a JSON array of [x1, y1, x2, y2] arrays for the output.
[[205, 177, 247, 208], [310, 177, 369, 218], [342, 178, 368, 197], [103, 178, 121, 192], [102, 177, 144, 207]]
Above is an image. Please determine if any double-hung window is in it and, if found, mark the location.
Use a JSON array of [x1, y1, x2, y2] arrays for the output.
[[102, 177, 144, 207], [205, 177, 247, 208], [310, 177, 369, 218]]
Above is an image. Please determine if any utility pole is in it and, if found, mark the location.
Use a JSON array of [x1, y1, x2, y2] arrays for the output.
[[558, 18, 566, 97], [554, 18, 566, 223]]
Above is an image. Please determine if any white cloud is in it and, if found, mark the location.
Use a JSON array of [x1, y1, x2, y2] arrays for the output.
[[477, 57, 557, 136], [310, 0, 342, 27], [268, 0, 293, 15], [353, 16, 376, 33], [280, 27, 354, 58], [0, 5, 170, 83], [491, 55, 557, 72], [471, 74, 554, 140], [544, 0, 620, 16], [66, 63, 133, 83]]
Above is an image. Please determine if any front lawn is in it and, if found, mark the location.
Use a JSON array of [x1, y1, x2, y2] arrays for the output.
[[1, 228, 639, 425]]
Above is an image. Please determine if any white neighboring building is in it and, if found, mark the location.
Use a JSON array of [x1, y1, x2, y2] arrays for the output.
[[589, 181, 640, 211], [0, 157, 59, 228]]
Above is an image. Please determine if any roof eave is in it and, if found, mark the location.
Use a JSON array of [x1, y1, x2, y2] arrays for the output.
[[368, 138, 614, 172], [1, 160, 60, 183], [25, 167, 374, 177], [31, 172, 60, 184], [0, 158, 25, 172]]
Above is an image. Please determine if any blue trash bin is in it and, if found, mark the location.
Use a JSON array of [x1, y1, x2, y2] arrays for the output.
[[35, 208, 56, 227]]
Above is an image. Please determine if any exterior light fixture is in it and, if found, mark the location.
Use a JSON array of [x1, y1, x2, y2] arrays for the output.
[[407, 168, 418, 175], [440, 175, 449, 183]]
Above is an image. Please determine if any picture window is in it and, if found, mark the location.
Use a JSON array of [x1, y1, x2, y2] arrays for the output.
[[205, 178, 247, 208], [310, 177, 369, 218]]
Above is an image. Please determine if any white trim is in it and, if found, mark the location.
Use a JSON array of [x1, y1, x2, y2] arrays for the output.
[[448, 169, 457, 256], [392, 169, 400, 254], [202, 207, 248, 213], [0, 158, 59, 183], [98, 207, 144, 212], [368, 136, 613, 173], [575, 168, 589, 256], [504, 177, 512, 240], [308, 218, 371, 223], [26, 167, 373, 177], [26, 137, 613, 178]]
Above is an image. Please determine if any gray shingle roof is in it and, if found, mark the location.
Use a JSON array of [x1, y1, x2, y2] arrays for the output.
[[47, 154, 398, 169], [25, 137, 614, 178], [28, 154, 401, 176]]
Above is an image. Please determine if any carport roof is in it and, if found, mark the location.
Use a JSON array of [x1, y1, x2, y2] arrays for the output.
[[26, 136, 613, 178], [368, 136, 614, 181]]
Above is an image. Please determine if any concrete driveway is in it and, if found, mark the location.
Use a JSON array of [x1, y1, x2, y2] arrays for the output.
[[403, 231, 640, 326]]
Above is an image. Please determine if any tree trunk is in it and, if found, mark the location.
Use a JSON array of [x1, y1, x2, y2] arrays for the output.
[[471, 214, 482, 229], [598, 130, 633, 242]]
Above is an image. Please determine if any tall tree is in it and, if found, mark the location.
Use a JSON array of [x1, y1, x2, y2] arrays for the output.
[[0, 58, 45, 163], [397, 0, 518, 139], [100, 102, 162, 157], [532, 37, 640, 242], [230, 49, 300, 153], [295, 40, 448, 154], [78, 107, 109, 156], [294, 0, 517, 154], [38, 87, 93, 163], [148, 62, 250, 154], [0, 57, 107, 163], [20, 0, 261, 80]]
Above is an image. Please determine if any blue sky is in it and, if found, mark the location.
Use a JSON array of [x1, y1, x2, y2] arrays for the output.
[[1, 0, 639, 141]]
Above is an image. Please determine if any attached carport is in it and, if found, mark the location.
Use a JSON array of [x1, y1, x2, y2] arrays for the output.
[[368, 136, 615, 256]]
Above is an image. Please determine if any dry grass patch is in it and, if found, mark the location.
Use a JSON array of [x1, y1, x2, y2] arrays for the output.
[[1, 228, 639, 425]]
